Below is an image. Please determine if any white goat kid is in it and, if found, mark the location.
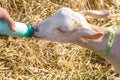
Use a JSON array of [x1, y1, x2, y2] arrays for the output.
[[34, 7, 120, 75]]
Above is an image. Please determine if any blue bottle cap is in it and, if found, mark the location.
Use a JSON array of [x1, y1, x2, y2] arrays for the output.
[[24, 25, 34, 38]]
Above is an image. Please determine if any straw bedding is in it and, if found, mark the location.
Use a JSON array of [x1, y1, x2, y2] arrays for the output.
[[0, 0, 120, 80]]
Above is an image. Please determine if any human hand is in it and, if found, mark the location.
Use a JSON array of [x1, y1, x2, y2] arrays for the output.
[[0, 7, 16, 40], [0, 6, 16, 31]]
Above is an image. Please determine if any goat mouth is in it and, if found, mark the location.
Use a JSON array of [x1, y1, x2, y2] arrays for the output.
[[33, 35, 39, 38], [33, 35, 44, 39]]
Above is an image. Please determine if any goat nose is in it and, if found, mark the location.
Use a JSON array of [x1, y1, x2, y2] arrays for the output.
[[34, 27, 39, 32]]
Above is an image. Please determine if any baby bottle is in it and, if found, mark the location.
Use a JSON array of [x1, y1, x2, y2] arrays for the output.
[[0, 20, 34, 38]]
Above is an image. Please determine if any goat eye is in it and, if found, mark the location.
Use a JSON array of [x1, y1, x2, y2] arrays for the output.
[[56, 27, 66, 33]]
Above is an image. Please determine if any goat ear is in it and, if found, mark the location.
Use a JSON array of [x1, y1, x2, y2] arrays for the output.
[[80, 10, 109, 18], [82, 33, 103, 40], [76, 28, 104, 40]]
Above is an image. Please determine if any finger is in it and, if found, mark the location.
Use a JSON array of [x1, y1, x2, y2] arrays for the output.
[[2, 12, 16, 32], [3, 16, 16, 32]]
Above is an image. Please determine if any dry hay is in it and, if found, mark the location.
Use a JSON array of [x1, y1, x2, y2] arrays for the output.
[[0, 0, 120, 80]]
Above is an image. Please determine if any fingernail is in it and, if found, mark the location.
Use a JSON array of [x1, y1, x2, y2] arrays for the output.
[[13, 26, 16, 32], [12, 24, 16, 32]]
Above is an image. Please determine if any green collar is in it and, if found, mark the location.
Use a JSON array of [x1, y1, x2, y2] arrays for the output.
[[104, 27, 116, 57]]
